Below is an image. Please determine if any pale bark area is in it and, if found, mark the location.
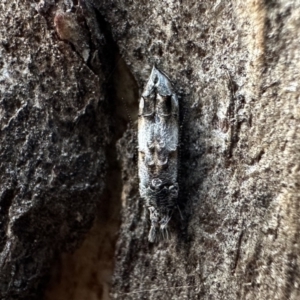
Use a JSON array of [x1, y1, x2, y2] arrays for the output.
[[0, 0, 300, 300]]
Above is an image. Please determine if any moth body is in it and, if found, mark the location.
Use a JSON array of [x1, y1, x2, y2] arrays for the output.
[[138, 66, 179, 242]]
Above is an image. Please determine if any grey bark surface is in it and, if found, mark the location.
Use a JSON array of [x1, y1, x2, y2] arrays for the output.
[[0, 0, 300, 300]]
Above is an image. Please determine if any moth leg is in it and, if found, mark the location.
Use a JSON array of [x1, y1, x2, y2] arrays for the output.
[[165, 227, 170, 240], [160, 227, 166, 240], [148, 225, 157, 243], [159, 212, 172, 230], [148, 206, 159, 243], [160, 226, 170, 240]]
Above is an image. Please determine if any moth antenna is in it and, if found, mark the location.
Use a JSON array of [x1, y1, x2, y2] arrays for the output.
[[177, 205, 184, 220]]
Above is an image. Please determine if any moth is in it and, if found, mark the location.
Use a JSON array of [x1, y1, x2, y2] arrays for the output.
[[138, 66, 179, 242]]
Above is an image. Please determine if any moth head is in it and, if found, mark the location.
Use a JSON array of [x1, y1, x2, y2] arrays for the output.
[[151, 178, 162, 189]]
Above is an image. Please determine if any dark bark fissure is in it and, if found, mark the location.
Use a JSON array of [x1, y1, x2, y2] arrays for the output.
[[44, 4, 139, 300]]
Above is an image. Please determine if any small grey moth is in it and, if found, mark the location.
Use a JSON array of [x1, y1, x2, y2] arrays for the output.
[[138, 66, 179, 242]]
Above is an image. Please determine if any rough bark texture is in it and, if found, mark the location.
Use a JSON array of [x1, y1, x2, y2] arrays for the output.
[[1, 0, 300, 300], [0, 0, 118, 299]]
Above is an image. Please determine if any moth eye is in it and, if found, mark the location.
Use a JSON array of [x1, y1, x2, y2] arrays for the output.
[[151, 178, 162, 187], [151, 178, 162, 188]]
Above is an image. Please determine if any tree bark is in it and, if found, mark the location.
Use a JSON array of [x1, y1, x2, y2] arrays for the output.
[[1, 0, 300, 300]]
